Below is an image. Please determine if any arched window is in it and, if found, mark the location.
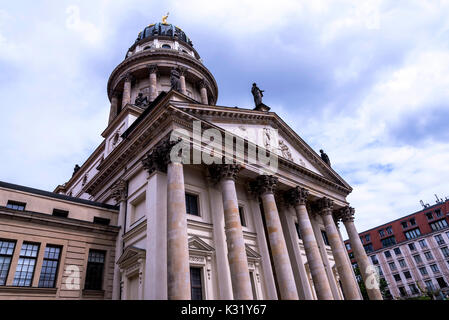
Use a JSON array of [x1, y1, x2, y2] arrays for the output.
[[161, 44, 171, 49], [143, 46, 151, 50]]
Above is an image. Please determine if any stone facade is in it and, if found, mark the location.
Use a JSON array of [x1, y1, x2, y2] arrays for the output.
[[0, 20, 381, 300]]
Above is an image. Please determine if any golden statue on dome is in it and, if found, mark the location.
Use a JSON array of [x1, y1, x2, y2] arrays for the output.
[[162, 12, 169, 24]]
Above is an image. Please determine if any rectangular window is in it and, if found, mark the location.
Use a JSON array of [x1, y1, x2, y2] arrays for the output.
[[6, 200, 26, 211], [413, 254, 422, 264], [404, 228, 421, 240], [436, 277, 448, 289], [435, 234, 445, 245], [430, 219, 448, 232], [393, 274, 401, 282], [408, 243, 416, 251], [84, 250, 105, 290], [435, 209, 443, 218], [370, 255, 379, 265], [425, 280, 434, 291], [403, 271, 412, 279], [365, 234, 371, 242], [0, 240, 16, 286], [389, 262, 397, 271], [425, 212, 434, 220], [379, 229, 385, 237], [401, 221, 408, 229], [424, 251, 434, 261], [410, 218, 416, 226], [364, 244, 373, 253], [93, 217, 110, 225], [419, 239, 427, 248], [398, 259, 407, 268], [52, 209, 69, 218], [321, 230, 330, 246], [409, 284, 419, 294], [376, 266, 383, 276], [386, 226, 393, 235], [430, 264, 440, 273], [441, 247, 449, 258], [398, 286, 406, 296], [13, 242, 39, 287], [238, 206, 246, 227], [419, 267, 428, 276], [190, 267, 203, 300], [38, 245, 61, 288], [384, 250, 391, 258], [185, 193, 199, 216], [295, 223, 301, 240], [394, 247, 402, 255], [249, 271, 257, 300], [381, 236, 396, 248]]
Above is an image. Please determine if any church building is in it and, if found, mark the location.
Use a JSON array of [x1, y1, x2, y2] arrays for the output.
[[0, 19, 382, 300]]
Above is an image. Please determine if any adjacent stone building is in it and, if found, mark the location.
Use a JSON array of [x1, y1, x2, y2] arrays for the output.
[[0, 20, 381, 300]]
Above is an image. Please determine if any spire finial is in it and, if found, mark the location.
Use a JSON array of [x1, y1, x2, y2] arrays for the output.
[[162, 12, 169, 24]]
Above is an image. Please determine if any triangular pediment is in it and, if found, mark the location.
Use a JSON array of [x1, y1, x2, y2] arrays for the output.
[[117, 246, 146, 266], [188, 235, 215, 255], [170, 103, 351, 190], [245, 244, 262, 261]]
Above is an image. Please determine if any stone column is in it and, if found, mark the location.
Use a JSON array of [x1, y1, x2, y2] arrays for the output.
[[285, 187, 334, 300], [148, 64, 158, 102], [108, 91, 120, 125], [251, 175, 299, 300], [179, 67, 187, 96], [317, 198, 360, 300], [142, 138, 190, 300], [339, 207, 383, 300], [209, 164, 253, 300], [199, 79, 208, 105], [122, 73, 134, 108], [110, 179, 127, 300]]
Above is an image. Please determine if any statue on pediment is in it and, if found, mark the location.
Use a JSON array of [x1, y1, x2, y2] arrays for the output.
[[279, 140, 293, 161], [251, 83, 264, 107], [320, 149, 331, 166]]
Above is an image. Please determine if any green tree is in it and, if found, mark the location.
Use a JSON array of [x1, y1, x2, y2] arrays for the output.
[[353, 266, 391, 300]]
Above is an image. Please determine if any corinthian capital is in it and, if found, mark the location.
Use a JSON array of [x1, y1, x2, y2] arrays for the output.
[[147, 64, 158, 74], [111, 179, 128, 204], [284, 186, 309, 206], [142, 137, 182, 174], [208, 163, 242, 183], [124, 72, 135, 82], [249, 175, 278, 196], [198, 78, 207, 89], [336, 206, 355, 222], [317, 197, 334, 215]]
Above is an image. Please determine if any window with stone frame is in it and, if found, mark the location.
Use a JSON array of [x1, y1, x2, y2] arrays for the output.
[[389, 262, 397, 271], [436, 277, 448, 289], [384, 250, 392, 258], [413, 254, 423, 264], [424, 251, 434, 261], [13, 242, 40, 287], [393, 274, 402, 282], [398, 259, 407, 268], [418, 239, 427, 248], [435, 234, 445, 245], [38, 245, 62, 288], [185, 193, 199, 216], [0, 239, 16, 286], [430, 264, 440, 273], [238, 206, 246, 227], [409, 283, 419, 294], [190, 267, 203, 300], [398, 286, 407, 296], [84, 250, 106, 290], [430, 219, 448, 232], [408, 243, 416, 251], [441, 246, 449, 258], [419, 267, 428, 276], [403, 271, 412, 279]]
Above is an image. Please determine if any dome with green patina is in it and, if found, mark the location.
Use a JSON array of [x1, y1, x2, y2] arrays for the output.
[[135, 23, 193, 47]]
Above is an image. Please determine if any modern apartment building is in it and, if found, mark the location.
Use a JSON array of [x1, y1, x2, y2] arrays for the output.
[[345, 199, 449, 299]]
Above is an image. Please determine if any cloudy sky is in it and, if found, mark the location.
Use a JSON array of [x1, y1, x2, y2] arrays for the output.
[[1, 0, 449, 236]]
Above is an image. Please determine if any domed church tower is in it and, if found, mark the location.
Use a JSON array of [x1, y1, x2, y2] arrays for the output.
[[106, 20, 218, 125]]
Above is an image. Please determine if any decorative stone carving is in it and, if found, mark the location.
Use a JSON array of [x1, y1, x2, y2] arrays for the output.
[[284, 186, 309, 206], [124, 72, 135, 83], [147, 64, 158, 74], [82, 174, 88, 186], [249, 175, 278, 196], [317, 197, 334, 215], [178, 66, 187, 76], [320, 149, 331, 167], [142, 137, 182, 174], [278, 140, 293, 161], [111, 179, 128, 204], [263, 128, 272, 149], [198, 78, 207, 89], [336, 206, 355, 222], [208, 163, 242, 184]]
